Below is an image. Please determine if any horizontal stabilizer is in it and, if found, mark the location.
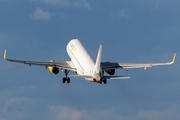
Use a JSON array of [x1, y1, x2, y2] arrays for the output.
[[103, 76, 130, 79], [69, 75, 93, 79], [70, 75, 130, 79]]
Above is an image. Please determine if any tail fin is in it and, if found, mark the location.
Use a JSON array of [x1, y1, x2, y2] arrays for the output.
[[94, 44, 102, 73]]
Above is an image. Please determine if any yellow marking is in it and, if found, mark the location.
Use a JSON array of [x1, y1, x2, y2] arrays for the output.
[[48, 60, 54, 73], [73, 48, 76, 51], [4, 49, 6, 59], [172, 53, 176, 63], [49, 66, 53, 73]]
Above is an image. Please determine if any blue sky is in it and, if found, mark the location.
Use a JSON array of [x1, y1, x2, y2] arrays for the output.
[[0, 0, 180, 120]]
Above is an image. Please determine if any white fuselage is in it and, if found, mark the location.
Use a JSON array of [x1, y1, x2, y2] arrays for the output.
[[66, 39, 97, 82]]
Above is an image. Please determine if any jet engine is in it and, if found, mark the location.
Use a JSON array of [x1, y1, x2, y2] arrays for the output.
[[105, 69, 115, 75], [104, 61, 115, 75], [48, 60, 59, 74]]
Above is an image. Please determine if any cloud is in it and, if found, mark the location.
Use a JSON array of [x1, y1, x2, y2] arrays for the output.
[[155, 0, 161, 8], [110, 9, 129, 19], [48, 105, 82, 120], [0, 117, 7, 120], [0, 97, 33, 120], [31, 7, 53, 20], [152, 0, 180, 10], [137, 110, 165, 120], [47, 104, 180, 120], [136, 108, 180, 120], [151, 0, 161, 10], [32, 0, 92, 10], [47, 105, 130, 120]]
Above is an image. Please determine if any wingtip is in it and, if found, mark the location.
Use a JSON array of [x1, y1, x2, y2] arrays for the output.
[[172, 53, 176, 63], [4, 49, 6, 60]]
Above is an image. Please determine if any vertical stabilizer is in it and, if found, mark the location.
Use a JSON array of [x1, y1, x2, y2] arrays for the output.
[[95, 44, 102, 73]]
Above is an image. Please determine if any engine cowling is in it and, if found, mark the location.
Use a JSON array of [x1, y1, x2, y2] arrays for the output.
[[48, 60, 59, 74], [105, 69, 115, 75], [105, 61, 115, 75]]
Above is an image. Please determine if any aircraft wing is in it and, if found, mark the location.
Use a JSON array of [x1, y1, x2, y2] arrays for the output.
[[4, 50, 76, 71], [101, 53, 176, 70]]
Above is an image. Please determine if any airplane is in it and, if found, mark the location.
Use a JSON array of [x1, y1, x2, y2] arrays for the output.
[[4, 39, 176, 84]]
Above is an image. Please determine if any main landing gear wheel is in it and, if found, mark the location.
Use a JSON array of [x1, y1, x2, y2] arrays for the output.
[[62, 69, 70, 84], [62, 77, 66, 83], [62, 77, 70, 83], [99, 79, 107, 84], [104, 79, 107, 84], [67, 77, 70, 83]]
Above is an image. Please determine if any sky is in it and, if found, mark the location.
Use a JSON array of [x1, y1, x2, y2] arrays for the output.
[[0, 0, 180, 120]]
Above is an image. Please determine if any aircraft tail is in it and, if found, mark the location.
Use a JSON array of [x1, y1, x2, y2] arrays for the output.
[[71, 44, 103, 81], [94, 44, 102, 73]]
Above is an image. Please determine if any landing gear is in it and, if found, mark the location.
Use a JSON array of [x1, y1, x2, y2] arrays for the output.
[[62, 77, 66, 83], [99, 79, 107, 84], [100, 71, 107, 84], [62, 77, 70, 83], [62, 70, 70, 84], [104, 79, 107, 84], [67, 77, 70, 83]]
